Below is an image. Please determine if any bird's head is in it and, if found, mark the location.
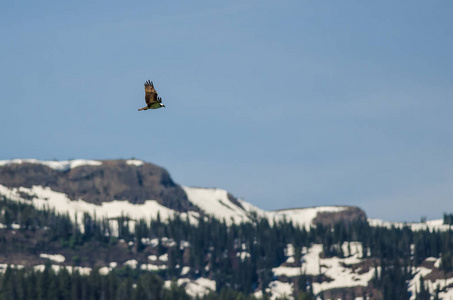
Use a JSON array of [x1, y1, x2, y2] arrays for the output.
[[161, 104, 166, 108]]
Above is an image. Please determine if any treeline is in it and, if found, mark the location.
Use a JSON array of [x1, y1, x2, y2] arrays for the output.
[[0, 265, 265, 300], [2, 196, 453, 299], [313, 218, 453, 269], [0, 196, 311, 298]]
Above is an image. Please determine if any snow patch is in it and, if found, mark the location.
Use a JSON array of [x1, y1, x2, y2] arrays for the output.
[[273, 266, 303, 277], [273, 243, 374, 295], [126, 159, 144, 166], [0, 184, 198, 230], [140, 264, 167, 271], [181, 266, 190, 276], [40, 253, 65, 263], [236, 251, 251, 261], [0, 223, 20, 229], [183, 186, 348, 229], [255, 281, 294, 300], [270, 206, 347, 230], [148, 255, 158, 262], [159, 253, 168, 262], [166, 277, 216, 298], [368, 218, 452, 232], [0, 264, 24, 273], [407, 257, 453, 300], [0, 159, 102, 171], [285, 244, 295, 257], [33, 265, 91, 275], [180, 240, 190, 249], [183, 187, 250, 224], [124, 259, 138, 269], [160, 237, 177, 247]]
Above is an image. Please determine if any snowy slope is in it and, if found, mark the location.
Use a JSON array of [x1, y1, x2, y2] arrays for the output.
[[0, 182, 348, 232], [183, 186, 349, 229], [408, 257, 453, 300], [271, 242, 375, 297], [269, 206, 347, 230], [3, 159, 453, 298], [183, 187, 250, 224], [0, 184, 199, 229], [0, 159, 450, 233]]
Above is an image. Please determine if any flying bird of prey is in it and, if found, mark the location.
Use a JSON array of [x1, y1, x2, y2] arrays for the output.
[[138, 80, 165, 111]]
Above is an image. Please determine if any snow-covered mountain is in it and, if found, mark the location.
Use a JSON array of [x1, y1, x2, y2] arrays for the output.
[[0, 159, 366, 230], [1, 159, 452, 299]]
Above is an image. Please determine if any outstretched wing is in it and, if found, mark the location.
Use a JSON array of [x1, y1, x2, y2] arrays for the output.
[[144, 80, 158, 105]]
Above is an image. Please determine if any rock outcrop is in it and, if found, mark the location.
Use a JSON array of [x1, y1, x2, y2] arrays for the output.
[[0, 160, 194, 212], [313, 206, 367, 227]]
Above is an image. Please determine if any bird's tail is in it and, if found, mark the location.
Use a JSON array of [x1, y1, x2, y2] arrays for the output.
[[138, 106, 148, 111]]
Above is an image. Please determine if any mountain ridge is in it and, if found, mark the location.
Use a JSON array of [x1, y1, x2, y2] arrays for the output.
[[1, 158, 453, 299], [0, 159, 194, 212], [0, 158, 449, 232], [0, 158, 366, 229]]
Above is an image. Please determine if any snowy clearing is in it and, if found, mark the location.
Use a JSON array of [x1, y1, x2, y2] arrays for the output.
[[273, 242, 374, 295]]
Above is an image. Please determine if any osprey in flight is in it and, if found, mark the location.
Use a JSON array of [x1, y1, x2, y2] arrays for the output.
[[138, 80, 165, 111]]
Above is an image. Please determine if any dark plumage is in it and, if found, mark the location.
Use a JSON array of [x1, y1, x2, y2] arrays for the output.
[[138, 80, 165, 111]]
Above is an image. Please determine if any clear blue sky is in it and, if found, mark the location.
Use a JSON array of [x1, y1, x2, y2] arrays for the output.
[[1, 1, 453, 222]]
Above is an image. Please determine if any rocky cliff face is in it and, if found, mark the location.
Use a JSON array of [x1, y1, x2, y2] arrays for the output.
[[0, 159, 370, 227], [0, 160, 195, 212], [313, 206, 368, 227]]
